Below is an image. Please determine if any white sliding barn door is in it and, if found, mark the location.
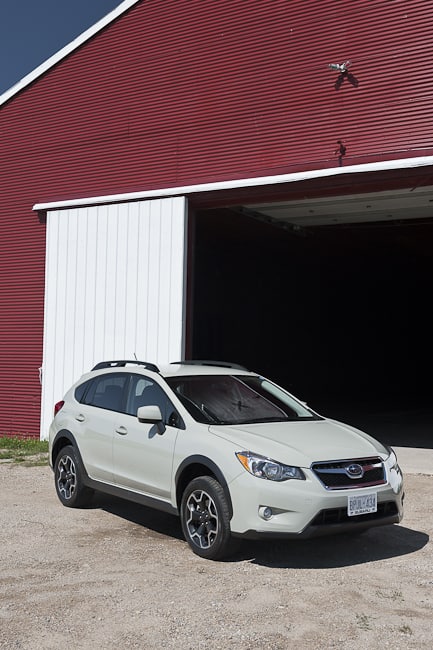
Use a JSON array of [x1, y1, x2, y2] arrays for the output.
[[40, 197, 187, 439]]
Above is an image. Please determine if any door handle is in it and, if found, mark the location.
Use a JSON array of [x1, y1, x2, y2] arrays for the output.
[[75, 414, 85, 422], [115, 426, 128, 436]]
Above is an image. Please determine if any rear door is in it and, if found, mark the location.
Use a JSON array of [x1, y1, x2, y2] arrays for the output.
[[74, 372, 130, 483]]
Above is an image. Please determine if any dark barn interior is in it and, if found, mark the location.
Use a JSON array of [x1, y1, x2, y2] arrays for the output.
[[191, 208, 433, 447]]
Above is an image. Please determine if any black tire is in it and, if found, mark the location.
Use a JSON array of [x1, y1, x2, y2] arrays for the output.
[[54, 445, 93, 508], [180, 476, 235, 560]]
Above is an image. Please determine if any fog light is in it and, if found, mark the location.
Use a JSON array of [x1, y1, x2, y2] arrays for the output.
[[261, 507, 273, 520]]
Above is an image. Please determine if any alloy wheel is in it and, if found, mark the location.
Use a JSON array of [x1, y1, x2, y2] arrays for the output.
[[57, 454, 77, 500], [185, 488, 219, 549]]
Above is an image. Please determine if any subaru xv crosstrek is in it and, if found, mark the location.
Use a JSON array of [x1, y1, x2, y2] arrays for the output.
[[49, 360, 404, 559]]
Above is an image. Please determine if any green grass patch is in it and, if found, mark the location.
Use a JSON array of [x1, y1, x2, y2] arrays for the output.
[[0, 437, 49, 465]]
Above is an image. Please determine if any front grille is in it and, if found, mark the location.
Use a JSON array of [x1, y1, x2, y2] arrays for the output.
[[311, 457, 386, 490], [311, 501, 398, 526]]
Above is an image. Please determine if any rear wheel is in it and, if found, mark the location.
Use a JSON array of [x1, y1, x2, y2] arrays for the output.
[[180, 476, 235, 560], [54, 445, 93, 508]]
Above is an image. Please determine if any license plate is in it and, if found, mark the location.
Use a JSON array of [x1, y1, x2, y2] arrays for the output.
[[348, 493, 377, 516]]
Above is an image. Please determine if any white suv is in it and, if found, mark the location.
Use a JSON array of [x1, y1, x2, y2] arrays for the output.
[[49, 360, 404, 560]]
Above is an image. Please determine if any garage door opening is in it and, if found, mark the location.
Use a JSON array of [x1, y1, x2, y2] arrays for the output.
[[190, 207, 433, 447]]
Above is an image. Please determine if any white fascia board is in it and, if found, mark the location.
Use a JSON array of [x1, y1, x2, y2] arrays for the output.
[[0, 0, 140, 107], [33, 155, 433, 212]]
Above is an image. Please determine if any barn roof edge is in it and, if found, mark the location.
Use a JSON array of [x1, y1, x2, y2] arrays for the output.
[[0, 0, 141, 107]]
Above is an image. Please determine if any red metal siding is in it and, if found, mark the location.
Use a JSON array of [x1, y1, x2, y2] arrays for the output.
[[1, 0, 433, 435], [0, 195, 45, 437], [4, 1, 433, 195]]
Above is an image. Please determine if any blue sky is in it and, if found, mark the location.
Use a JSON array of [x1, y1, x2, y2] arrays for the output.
[[0, 0, 125, 94]]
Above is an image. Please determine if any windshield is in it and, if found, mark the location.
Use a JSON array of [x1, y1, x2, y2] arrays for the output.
[[165, 375, 321, 425]]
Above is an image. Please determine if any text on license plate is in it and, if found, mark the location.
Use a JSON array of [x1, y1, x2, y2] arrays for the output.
[[348, 493, 377, 516]]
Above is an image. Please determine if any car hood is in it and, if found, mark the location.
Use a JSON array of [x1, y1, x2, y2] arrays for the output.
[[209, 418, 389, 467]]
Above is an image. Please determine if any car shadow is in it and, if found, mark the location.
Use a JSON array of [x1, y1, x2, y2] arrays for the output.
[[235, 525, 429, 568], [93, 493, 184, 541], [92, 494, 428, 568]]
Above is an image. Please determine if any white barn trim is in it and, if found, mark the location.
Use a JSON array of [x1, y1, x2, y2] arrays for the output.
[[34, 155, 433, 212]]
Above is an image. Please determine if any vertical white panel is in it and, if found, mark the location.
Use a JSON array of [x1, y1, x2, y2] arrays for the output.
[[40, 196, 187, 439]]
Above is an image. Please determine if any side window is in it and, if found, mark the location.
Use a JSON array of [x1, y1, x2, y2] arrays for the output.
[[82, 373, 129, 413], [126, 376, 184, 428], [74, 379, 92, 403]]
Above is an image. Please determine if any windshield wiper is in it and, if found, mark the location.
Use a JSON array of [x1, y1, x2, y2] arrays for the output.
[[233, 416, 293, 424]]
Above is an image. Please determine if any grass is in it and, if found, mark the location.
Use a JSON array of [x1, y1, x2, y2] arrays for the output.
[[0, 437, 49, 466]]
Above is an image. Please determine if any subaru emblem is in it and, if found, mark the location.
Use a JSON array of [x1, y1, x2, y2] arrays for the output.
[[346, 463, 364, 478]]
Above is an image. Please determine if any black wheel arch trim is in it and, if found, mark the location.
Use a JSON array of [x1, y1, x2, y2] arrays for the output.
[[175, 455, 233, 519], [51, 430, 87, 474]]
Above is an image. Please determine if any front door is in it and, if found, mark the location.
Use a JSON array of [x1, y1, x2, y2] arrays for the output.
[[112, 375, 181, 502]]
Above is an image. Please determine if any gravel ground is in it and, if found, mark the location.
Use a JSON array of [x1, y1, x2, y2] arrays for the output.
[[0, 462, 432, 649]]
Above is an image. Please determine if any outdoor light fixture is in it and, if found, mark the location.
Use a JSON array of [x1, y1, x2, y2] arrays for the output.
[[328, 60, 351, 73], [329, 60, 358, 90]]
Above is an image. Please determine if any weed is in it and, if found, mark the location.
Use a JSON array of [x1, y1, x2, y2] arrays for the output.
[[399, 624, 413, 635], [376, 589, 404, 602], [356, 614, 372, 630]]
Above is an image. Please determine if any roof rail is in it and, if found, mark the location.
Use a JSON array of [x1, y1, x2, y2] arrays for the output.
[[92, 360, 160, 372], [170, 360, 249, 371]]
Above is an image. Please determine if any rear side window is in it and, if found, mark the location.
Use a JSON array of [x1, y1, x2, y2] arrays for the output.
[[77, 373, 129, 413], [74, 380, 91, 403]]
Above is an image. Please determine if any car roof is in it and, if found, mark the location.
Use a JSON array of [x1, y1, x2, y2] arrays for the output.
[[83, 360, 256, 381], [160, 363, 255, 378]]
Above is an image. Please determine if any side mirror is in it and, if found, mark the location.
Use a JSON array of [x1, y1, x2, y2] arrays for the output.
[[137, 405, 165, 434]]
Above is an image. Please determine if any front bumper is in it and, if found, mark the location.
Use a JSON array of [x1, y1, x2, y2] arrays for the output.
[[228, 464, 404, 539]]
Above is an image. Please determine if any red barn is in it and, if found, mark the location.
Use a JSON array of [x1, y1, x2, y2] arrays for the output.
[[1, 0, 432, 439]]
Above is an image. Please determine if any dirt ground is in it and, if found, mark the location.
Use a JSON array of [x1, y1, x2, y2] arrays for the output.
[[0, 462, 431, 650]]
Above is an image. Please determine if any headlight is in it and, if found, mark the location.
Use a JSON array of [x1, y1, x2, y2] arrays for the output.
[[236, 451, 305, 481]]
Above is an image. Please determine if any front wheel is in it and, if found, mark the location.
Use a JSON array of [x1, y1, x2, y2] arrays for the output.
[[54, 445, 93, 508], [180, 476, 235, 560]]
